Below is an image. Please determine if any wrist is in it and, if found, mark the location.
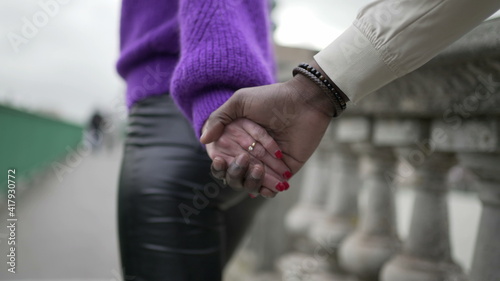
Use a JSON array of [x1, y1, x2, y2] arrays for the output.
[[287, 60, 349, 117], [311, 60, 350, 104], [285, 71, 335, 117]]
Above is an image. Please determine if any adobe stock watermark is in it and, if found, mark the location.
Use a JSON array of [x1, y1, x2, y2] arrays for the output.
[[281, 233, 340, 281], [7, 0, 71, 53], [442, 74, 500, 130], [129, 64, 169, 98], [50, 63, 168, 182], [178, 176, 227, 224], [384, 74, 500, 186], [269, 105, 295, 132], [110, 267, 135, 281], [51, 131, 105, 182], [51, 95, 127, 182], [339, 0, 402, 64]]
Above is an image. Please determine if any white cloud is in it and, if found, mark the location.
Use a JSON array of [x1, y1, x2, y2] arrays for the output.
[[274, 0, 500, 50], [273, 0, 373, 50], [0, 0, 124, 124]]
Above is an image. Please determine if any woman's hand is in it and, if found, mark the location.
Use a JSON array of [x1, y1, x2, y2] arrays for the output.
[[202, 61, 334, 178], [205, 118, 292, 198]]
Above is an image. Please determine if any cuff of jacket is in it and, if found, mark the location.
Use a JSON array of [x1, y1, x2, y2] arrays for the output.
[[191, 88, 234, 139], [313, 24, 398, 104]]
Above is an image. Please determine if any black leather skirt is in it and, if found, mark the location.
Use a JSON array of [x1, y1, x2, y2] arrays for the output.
[[117, 94, 265, 281]]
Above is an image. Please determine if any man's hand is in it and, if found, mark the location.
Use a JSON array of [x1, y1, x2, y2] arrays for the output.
[[205, 118, 292, 198], [201, 61, 334, 176]]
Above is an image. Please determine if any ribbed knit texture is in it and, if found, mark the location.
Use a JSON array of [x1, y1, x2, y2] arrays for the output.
[[117, 0, 276, 137]]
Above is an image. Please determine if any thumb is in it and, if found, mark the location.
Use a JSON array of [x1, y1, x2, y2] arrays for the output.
[[200, 94, 244, 144]]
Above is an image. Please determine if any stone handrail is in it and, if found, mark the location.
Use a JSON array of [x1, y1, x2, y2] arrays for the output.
[[277, 17, 500, 281]]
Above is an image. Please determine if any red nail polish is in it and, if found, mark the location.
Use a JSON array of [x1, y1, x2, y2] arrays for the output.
[[283, 181, 290, 190], [274, 150, 283, 159], [275, 182, 285, 192], [283, 171, 292, 179], [248, 194, 256, 199]]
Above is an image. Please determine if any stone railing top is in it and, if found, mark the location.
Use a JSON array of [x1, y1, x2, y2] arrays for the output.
[[430, 18, 500, 65], [345, 18, 500, 117]]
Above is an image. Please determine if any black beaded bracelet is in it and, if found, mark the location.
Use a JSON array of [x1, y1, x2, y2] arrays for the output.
[[297, 63, 347, 110], [293, 67, 341, 117]]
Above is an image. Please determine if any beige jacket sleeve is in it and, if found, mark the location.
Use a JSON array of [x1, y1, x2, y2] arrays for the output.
[[314, 0, 500, 103]]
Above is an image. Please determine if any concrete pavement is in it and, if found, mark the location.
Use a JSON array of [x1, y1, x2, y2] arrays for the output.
[[0, 145, 123, 280]]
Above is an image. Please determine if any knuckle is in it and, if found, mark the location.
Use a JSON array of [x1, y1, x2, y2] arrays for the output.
[[254, 146, 266, 159], [226, 124, 240, 134], [211, 167, 225, 178], [227, 163, 243, 177], [254, 126, 267, 140], [244, 181, 258, 193], [259, 188, 276, 198], [217, 136, 231, 148], [227, 178, 243, 190], [234, 118, 245, 126]]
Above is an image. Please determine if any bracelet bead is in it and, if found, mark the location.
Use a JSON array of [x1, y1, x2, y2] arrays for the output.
[[292, 66, 341, 117], [297, 63, 347, 111]]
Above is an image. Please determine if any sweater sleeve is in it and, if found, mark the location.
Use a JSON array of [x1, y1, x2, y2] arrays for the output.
[[315, 0, 500, 103], [170, 0, 276, 137]]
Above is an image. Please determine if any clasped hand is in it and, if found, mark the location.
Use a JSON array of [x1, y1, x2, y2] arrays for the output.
[[202, 63, 334, 198]]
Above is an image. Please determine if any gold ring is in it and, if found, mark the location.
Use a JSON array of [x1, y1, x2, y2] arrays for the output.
[[248, 142, 256, 152]]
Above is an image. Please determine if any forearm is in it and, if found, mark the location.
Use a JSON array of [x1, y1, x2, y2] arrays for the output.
[[170, 0, 276, 137], [315, 0, 500, 103]]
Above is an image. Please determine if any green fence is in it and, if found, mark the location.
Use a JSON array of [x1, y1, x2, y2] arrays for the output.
[[0, 105, 84, 191]]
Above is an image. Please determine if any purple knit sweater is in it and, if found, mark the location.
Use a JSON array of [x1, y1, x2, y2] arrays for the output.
[[117, 0, 276, 136]]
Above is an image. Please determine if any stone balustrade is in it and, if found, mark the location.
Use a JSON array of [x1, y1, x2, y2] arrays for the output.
[[275, 18, 500, 281]]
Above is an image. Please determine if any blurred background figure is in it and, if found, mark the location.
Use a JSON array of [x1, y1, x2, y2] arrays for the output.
[[84, 109, 119, 153], [87, 110, 104, 151]]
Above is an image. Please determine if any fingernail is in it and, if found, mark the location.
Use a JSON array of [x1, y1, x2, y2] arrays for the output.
[[251, 166, 263, 180], [275, 182, 285, 192], [261, 193, 271, 199], [235, 154, 248, 166], [283, 171, 292, 179], [213, 158, 223, 171], [274, 150, 283, 159], [248, 193, 256, 199], [283, 181, 290, 190]]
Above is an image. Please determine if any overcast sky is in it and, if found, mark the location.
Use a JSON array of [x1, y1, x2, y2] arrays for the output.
[[273, 0, 373, 49], [1, 0, 499, 125], [0, 0, 123, 125]]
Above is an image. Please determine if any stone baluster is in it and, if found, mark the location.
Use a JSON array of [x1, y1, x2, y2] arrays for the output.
[[278, 129, 335, 280], [381, 151, 467, 281], [430, 117, 500, 281], [338, 142, 400, 281], [284, 141, 332, 251], [303, 117, 370, 280], [309, 143, 360, 255], [362, 117, 467, 281], [460, 152, 500, 281], [304, 143, 360, 280]]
